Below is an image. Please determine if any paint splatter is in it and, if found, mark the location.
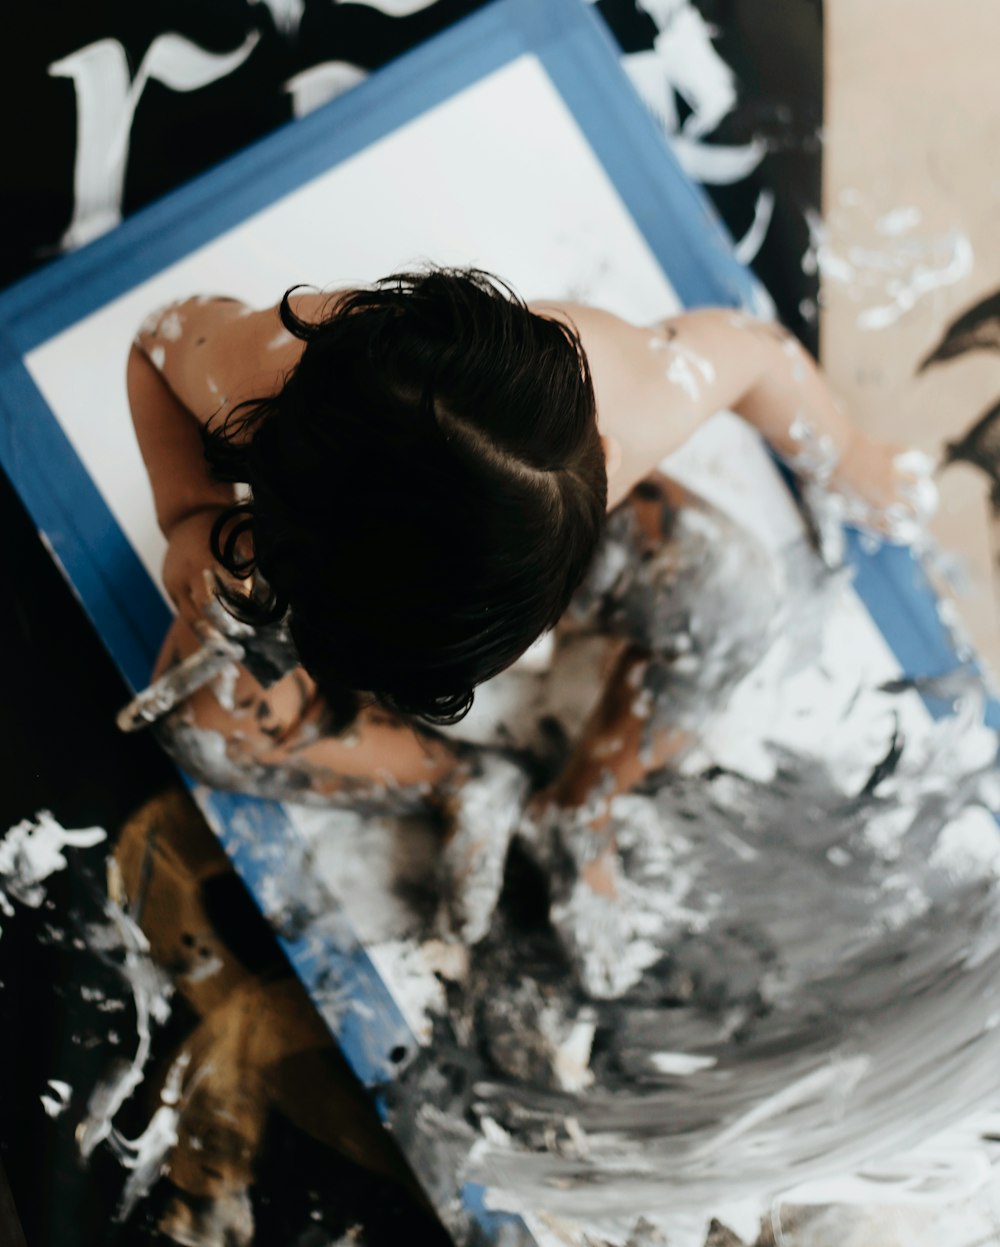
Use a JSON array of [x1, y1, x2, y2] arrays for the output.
[[76, 862, 174, 1173], [803, 208, 973, 333], [157, 309, 184, 341], [0, 811, 106, 933], [40, 1079, 72, 1119], [651, 330, 717, 405]]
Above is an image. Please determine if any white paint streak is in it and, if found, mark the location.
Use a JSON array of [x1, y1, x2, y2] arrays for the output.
[[149, 345, 166, 371], [249, 0, 305, 37], [702, 1057, 871, 1155], [76, 868, 173, 1166], [439, 754, 529, 944], [653, 332, 716, 403], [858, 232, 973, 331], [666, 355, 702, 401], [41, 1079, 72, 1118], [336, 0, 437, 14], [0, 812, 106, 931], [157, 310, 184, 341], [548, 1014, 597, 1093], [734, 189, 776, 266], [183, 952, 224, 983], [284, 61, 367, 118], [804, 209, 974, 332], [49, 33, 259, 250], [650, 1052, 717, 1076], [368, 940, 446, 1045]]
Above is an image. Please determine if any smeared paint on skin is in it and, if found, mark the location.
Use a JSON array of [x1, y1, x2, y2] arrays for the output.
[[157, 712, 427, 815], [781, 336, 808, 384], [138, 308, 163, 336], [41, 1079, 72, 1118], [650, 329, 717, 403], [858, 232, 973, 331], [892, 450, 939, 535], [268, 328, 295, 351], [783, 420, 939, 564], [666, 355, 702, 401], [157, 310, 184, 341], [149, 345, 166, 371], [0, 812, 106, 932], [211, 660, 240, 713]]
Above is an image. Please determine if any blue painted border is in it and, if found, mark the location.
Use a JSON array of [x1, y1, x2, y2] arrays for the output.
[[199, 787, 416, 1088]]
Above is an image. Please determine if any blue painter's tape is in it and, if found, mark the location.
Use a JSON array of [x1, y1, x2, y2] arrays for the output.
[[0, 335, 169, 688]]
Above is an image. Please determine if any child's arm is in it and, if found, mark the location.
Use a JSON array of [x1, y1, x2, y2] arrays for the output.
[[128, 296, 285, 628], [127, 342, 240, 628], [547, 303, 935, 537]]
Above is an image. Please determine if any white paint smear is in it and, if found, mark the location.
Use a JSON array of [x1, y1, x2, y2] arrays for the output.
[[804, 209, 973, 332], [41, 1079, 72, 1119], [0, 811, 106, 932], [650, 1053, 718, 1076]]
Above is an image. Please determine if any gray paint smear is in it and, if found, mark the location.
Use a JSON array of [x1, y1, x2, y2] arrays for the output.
[[141, 483, 1000, 1245]]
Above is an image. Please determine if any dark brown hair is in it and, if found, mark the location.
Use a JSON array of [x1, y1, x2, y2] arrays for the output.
[[204, 267, 607, 731]]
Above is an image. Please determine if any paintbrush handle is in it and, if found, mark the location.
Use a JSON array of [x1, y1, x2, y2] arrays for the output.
[[116, 634, 244, 733]]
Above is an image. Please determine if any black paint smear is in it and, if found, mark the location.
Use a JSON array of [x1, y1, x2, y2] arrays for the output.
[[944, 398, 1000, 493], [919, 288, 1000, 371], [917, 286, 1000, 504], [858, 717, 903, 797]]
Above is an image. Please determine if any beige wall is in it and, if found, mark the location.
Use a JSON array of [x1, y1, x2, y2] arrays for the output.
[[822, 0, 1000, 676]]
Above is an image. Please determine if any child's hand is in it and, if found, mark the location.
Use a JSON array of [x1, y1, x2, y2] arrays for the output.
[[162, 507, 250, 635], [829, 432, 938, 544]]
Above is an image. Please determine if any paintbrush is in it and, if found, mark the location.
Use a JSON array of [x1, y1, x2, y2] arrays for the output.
[[117, 590, 297, 733]]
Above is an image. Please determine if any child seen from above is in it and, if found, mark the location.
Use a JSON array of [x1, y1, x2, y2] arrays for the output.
[[127, 268, 935, 958]]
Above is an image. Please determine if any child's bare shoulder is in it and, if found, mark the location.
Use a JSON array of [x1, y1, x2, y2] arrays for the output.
[[135, 294, 300, 427]]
